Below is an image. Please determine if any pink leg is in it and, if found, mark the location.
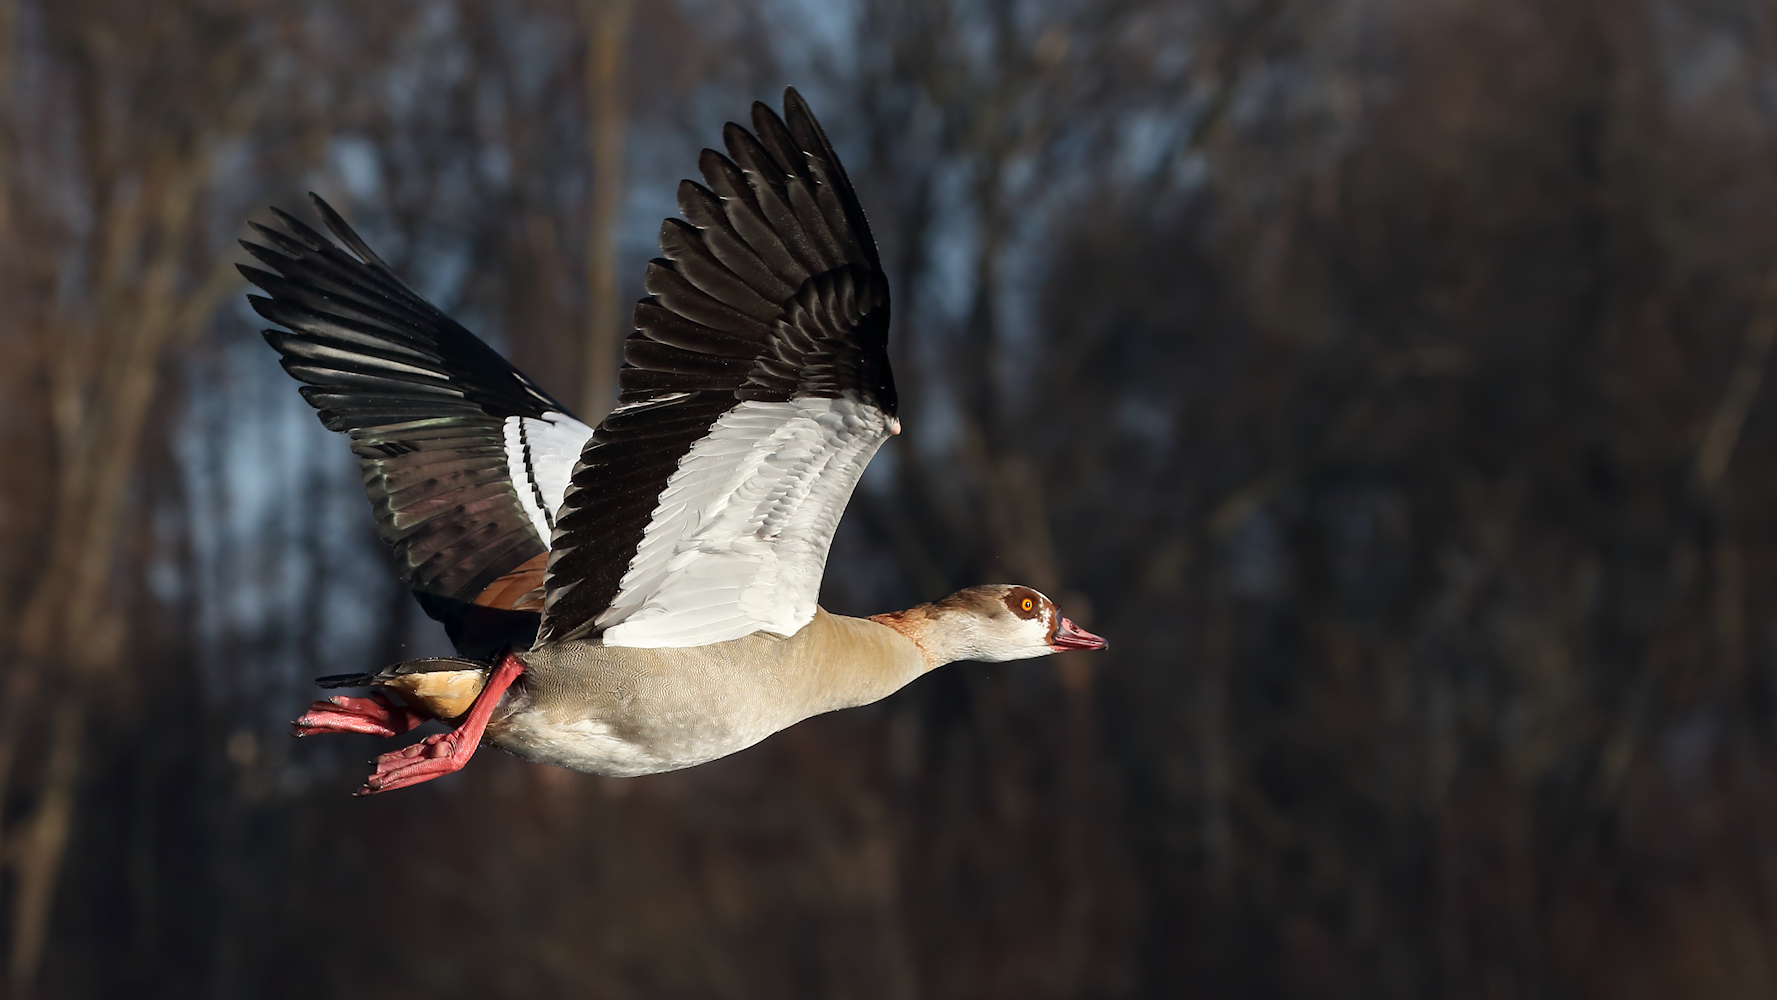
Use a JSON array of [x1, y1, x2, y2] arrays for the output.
[[292, 692, 428, 739], [355, 652, 525, 796]]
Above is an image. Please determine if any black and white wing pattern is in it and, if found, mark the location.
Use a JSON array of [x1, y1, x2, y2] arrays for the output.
[[240, 197, 592, 654], [540, 88, 897, 648]]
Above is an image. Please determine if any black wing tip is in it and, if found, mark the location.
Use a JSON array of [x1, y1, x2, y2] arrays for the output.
[[267, 205, 334, 250], [245, 194, 389, 274], [242, 220, 281, 246], [305, 192, 348, 242], [781, 87, 818, 131], [720, 120, 754, 152], [245, 292, 277, 322], [751, 96, 789, 132], [779, 87, 824, 147], [306, 192, 392, 269], [314, 672, 375, 689], [696, 148, 741, 187]]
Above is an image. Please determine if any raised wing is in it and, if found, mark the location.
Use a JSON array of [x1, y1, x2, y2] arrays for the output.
[[241, 197, 592, 657], [540, 88, 897, 647]]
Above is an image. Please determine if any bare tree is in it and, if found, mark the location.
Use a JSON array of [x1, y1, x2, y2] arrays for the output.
[[0, 3, 269, 988], [10, 0, 1777, 996]]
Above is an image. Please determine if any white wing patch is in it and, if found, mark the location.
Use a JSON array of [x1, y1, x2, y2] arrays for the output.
[[503, 412, 595, 544], [596, 397, 892, 648]]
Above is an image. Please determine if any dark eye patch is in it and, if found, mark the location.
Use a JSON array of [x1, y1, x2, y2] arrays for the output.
[[1002, 587, 1043, 620]]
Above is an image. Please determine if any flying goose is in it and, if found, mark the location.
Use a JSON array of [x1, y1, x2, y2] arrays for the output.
[[241, 89, 1105, 794]]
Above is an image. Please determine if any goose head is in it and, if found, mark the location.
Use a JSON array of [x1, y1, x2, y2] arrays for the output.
[[874, 584, 1107, 666]]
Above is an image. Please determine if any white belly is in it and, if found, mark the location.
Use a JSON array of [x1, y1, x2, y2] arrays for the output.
[[487, 703, 777, 777]]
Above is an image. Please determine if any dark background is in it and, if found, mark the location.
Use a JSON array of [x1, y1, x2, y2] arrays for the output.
[[5, 0, 1777, 996]]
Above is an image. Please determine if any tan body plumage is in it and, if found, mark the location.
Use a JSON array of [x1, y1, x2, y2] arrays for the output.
[[491, 610, 925, 775], [347, 585, 1104, 781]]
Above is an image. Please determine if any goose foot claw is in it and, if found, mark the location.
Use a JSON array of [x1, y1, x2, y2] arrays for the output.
[[292, 693, 427, 738]]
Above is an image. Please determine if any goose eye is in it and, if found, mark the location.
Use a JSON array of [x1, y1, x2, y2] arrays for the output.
[[1021, 598, 1034, 612]]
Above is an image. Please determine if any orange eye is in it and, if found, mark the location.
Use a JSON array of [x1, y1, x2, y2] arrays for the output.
[[1021, 598, 1034, 611]]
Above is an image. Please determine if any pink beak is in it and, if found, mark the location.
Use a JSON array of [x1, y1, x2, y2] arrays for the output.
[[1051, 617, 1107, 651]]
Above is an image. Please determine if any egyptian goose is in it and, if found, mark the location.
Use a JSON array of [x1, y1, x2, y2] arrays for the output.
[[240, 89, 1105, 794]]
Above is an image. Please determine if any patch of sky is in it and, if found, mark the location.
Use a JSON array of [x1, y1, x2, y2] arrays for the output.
[[419, 0, 458, 37], [1172, 148, 1209, 192], [1018, 1, 1080, 39], [1759, 70, 1777, 123], [955, 6, 998, 76], [1227, 60, 1282, 132], [479, 142, 513, 189], [1320, 486, 1405, 609], [435, 155, 476, 212], [13, 2, 47, 99], [1656, 8, 1745, 111], [860, 436, 899, 497], [1279, 62, 1330, 124], [148, 501, 185, 607], [379, 11, 469, 123], [408, 221, 473, 309], [434, 37, 472, 94], [627, 90, 737, 252], [315, 558, 385, 669], [766, 0, 858, 86], [382, 61, 424, 122], [52, 243, 87, 313], [1152, 39, 1190, 80], [1115, 109, 1184, 183], [1002, 152, 1039, 200], [503, 15, 569, 103], [909, 373, 964, 459], [328, 135, 382, 202], [625, 168, 679, 261], [1660, 710, 1719, 788], [206, 136, 255, 240], [1116, 396, 1172, 449], [992, 207, 1057, 409], [1227, 505, 1286, 600], [475, 72, 510, 146], [178, 343, 281, 652], [923, 161, 982, 326]]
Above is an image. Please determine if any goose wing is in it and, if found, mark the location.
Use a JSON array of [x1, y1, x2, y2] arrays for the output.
[[539, 88, 896, 648], [241, 197, 591, 656]]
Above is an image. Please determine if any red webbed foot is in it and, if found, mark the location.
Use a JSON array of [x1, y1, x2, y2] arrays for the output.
[[354, 652, 525, 796], [293, 692, 428, 738], [358, 728, 473, 794]]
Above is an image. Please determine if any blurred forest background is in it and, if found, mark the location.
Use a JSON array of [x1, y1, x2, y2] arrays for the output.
[[5, 0, 1777, 996]]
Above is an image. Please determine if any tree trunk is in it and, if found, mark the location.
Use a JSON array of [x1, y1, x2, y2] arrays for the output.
[[580, 0, 632, 423]]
